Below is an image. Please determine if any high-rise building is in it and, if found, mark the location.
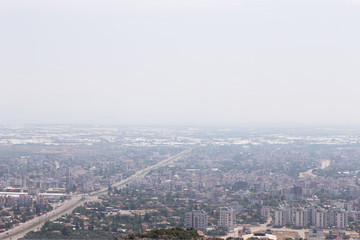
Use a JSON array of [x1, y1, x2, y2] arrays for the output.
[[261, 206, 271, 218], [185, 210, 208, 230], [336, 212, 348, 229], [274, 206, 348, 230], [283, 207, 294, 225], [219, 207, 235, 230], [274, 209, 283, 226], [294, 209, 308, 227], [315, 211, 327, 228]]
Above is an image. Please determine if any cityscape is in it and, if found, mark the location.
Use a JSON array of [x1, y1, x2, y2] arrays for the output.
[[0, 125, 360, 239], [2, 0, 360, 239]]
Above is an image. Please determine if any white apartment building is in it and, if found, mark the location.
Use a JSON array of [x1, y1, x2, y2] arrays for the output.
[[185, 210, 209, 230], [274, 209, 283, 226], [336, 212, 348, 229], [315, 211, 327, 228], [261, 206, 271, 218], [219, 207, 235, 230], [294, 209, 308, 227], [274, 207, 348, 229]]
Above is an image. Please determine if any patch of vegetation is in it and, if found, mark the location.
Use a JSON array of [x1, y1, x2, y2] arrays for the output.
[[125, 227, 204, 239]]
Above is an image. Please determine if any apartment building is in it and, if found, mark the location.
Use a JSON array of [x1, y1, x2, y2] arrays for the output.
[[185, 210, 208, 230], [219, 207, 235, 230], [274, 206, 348, 229]]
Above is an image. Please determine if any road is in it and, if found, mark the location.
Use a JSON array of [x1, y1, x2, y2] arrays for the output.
[[0, 149, 190, 240], [299, 159, 331, 179], [0, 195, 83, 240]]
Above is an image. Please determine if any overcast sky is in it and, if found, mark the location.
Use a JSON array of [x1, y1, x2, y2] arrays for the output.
[[0, 0, 360, 126]]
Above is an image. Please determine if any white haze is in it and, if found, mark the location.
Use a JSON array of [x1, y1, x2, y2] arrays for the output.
[[0, 0, 360, 126]]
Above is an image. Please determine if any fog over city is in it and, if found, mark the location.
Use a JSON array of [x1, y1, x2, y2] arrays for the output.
[[1, 0, 360, 126], [3, 2, 360, 239]]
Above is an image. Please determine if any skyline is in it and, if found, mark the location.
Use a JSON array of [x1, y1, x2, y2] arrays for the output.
[[1, 0, 360, 125]]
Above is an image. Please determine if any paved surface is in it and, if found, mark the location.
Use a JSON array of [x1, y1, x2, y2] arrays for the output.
[[224, 218, 307, 239], [0, 195, 83, 240], [224, 217, 359, 239], [0, 149, 190, 240]]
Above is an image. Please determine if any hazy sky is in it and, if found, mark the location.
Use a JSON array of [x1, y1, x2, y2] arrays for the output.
[[1, 0, 360, 126]]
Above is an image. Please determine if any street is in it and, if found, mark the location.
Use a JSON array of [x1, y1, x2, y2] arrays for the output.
[[0, 149, 189, 240]]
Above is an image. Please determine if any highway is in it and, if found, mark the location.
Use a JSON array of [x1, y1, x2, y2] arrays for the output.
[[0, 149, 190, 240]]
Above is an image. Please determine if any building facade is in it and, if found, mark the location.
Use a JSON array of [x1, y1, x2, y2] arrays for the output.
[[274, 206, 348, 229], [219, 207, 235, 230], [185, 210, 208, 230]]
